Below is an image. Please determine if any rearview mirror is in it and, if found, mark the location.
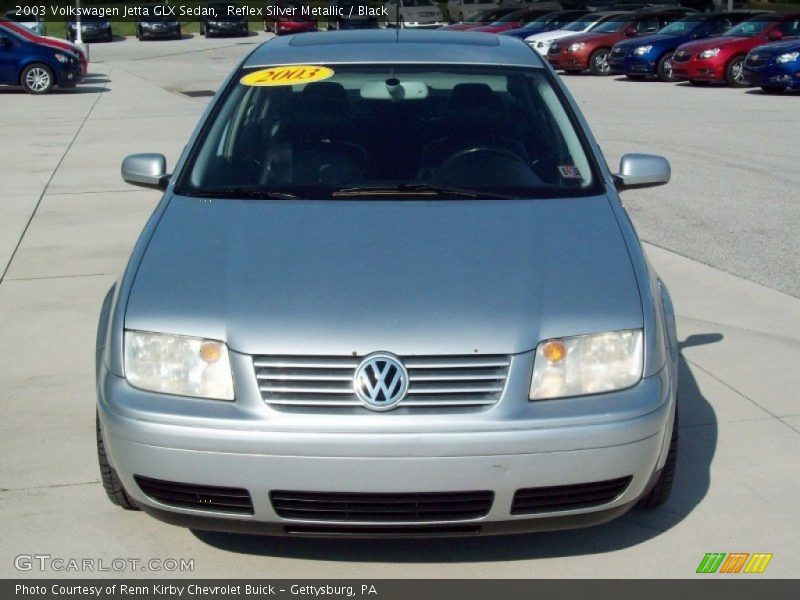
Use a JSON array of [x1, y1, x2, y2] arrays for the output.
[[613, 153, 670, 191], [360, 79, 429, 101], [121, 153, 169, 190]]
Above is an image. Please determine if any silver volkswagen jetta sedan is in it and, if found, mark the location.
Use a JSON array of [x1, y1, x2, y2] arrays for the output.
[[97, 30, 679, 537]]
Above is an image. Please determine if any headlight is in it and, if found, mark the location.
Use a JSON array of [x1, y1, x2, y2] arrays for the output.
[[529, 330, 643, 401], [699, 48, 720, 59], [54, 53, 69, 63], [124, 331, 234, 400], [633, 45, 652, 55], [568, 42, 585, 52], [776, 52, 799, 63]]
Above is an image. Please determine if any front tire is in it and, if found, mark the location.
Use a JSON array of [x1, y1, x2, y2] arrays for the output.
[[96, 412, 139, 510], [657, 52, 676, 82], [20, 63, 54, 95], [725, 56, 747, 88], [589, 48, 611, 76], [639, 405, 678, 508]]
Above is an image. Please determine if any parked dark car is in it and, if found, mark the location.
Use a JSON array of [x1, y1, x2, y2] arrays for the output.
[[608, 11, 764, 81], [264, 1, 318, 34], [502, 10, 591, 39], [744, 38, 800, 93], [201, 2, 249, 37], [136, 6, 182, 40], [469, 8, 560, 34], [0, 26, 81, 94], [328, 0, 381, 30], [67, 15, 113, 43]]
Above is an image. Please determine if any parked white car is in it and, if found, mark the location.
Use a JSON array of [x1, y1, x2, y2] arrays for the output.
[[526, 11, 623, 55], [385, 0, 446, 28], [446, 0, 498, 23]]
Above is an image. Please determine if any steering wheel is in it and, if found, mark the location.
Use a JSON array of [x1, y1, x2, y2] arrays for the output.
[[437, 146, 531, 183]]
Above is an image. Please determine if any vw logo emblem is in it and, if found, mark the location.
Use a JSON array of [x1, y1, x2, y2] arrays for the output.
[[354, 353, 409, 411]]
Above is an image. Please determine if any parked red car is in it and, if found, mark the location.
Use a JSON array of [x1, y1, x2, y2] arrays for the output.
[[671, 13, 800, 87], [547, 9, 695, 75], [0, 19, 88, 76], [264, 1, 318, 35], [468, 8, 554, 34]]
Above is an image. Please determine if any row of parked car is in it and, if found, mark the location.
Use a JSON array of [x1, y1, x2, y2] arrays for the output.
[[445, 4, 800, 93]]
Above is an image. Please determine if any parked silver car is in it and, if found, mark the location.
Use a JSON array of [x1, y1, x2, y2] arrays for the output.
[[97, 30, 678, 537]]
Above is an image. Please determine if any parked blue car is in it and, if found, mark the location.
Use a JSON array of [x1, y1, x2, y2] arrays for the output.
[[608, 11, 762, 82], [502, 10, 589, 40], [0, 25, 81, 94], [744, 39, 800, 93]]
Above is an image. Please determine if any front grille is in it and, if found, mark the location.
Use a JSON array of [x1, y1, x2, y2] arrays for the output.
[[284, 524, 482, 537], [253, 355, 510, 409], [135, 476, 254, 514], [511, 477, 632, 514], [548, 44, 561, 55], [271, 490, 494, 522], [611, 47, 627, 59], [672, 51, 692, 63], [745, 53, 769, 69]]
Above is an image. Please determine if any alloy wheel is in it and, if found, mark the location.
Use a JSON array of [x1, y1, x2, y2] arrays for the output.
[[25, 67, 51, 93]]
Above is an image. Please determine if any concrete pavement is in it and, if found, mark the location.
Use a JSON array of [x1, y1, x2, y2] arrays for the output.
[[0, 34, 798, 578]]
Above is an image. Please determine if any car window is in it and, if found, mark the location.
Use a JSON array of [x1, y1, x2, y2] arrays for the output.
[[777, 19, 800, 37], [724, 19, 772, 37], [635, 19, 659, 34], [178, 65, 600, 199]]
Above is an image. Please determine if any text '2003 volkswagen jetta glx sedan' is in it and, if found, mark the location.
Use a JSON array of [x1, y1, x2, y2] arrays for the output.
[[97, 30, 679, 537]]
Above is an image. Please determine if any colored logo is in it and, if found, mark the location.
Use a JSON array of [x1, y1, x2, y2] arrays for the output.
[[240, 65, 334, 87], [696, 553, 773, 574]]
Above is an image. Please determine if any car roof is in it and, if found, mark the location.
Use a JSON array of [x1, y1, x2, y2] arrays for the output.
[[244, 30, 545, 68]]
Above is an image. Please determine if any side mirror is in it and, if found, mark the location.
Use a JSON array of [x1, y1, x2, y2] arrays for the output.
[[121, 153, 169, 190], [613, 153, 670, 191], [766, 30, 783, 42]]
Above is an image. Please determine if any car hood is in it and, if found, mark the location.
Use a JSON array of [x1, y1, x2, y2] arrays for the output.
[[615, 33, 680, 50], [125, 195, 643, 356], [677, 35, 751, 53], [568, 31, 623, 45], [750, 39, 800, 53]]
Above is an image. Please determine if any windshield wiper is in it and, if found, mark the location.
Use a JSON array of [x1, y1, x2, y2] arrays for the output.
[[184, 188, 300, 200], [331, 184, 518, 200]]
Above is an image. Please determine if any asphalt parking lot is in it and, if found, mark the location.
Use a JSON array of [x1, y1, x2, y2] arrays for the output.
[[0, 32, 798, 578]]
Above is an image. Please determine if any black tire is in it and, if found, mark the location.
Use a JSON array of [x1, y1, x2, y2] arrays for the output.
[[656, 51, 676, 82], [725, 56, 747, 88], [639, 405, 678, 508], [96, 412, 139, 510], [589, 48, 611, 76], [761, 84, 785, 94], [20, 63, 54, 95]]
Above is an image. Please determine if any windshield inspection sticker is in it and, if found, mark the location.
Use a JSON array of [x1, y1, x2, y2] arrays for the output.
[[240, 66, 335, 87], [558, 165, 582, 179]]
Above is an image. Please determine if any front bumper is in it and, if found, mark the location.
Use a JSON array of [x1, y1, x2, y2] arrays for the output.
[[744, 64, 800, 89], [670, 58, 724, 82], [609, 54, 656, 76], [547, 51, 589, 72], [140, 26, 180, 39], [98, 358, 675, 536]]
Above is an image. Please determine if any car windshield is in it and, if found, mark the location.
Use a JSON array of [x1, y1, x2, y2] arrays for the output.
[[590, 19, 629, 33], [658, 19, 699, 36], [563, 17, 602, 32], [722, 19, 772, 37], [177, 64, 599, 200]]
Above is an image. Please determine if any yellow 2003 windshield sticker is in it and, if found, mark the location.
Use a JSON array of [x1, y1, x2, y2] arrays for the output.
[[240, 65, 334, 87]]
